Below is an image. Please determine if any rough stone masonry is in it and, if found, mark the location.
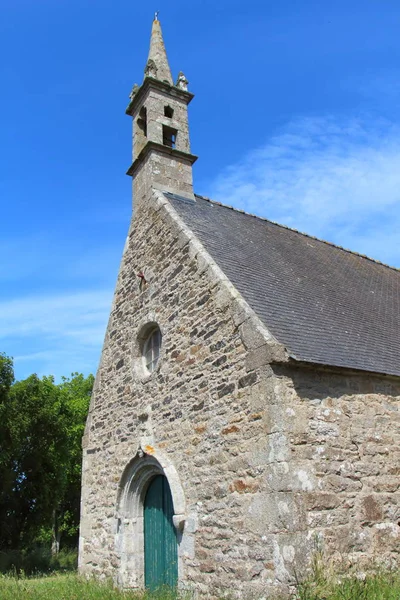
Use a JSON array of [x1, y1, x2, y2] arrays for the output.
[[79, 17, 400, 599]]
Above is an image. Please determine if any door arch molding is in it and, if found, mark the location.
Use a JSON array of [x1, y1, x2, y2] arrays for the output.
[[115, 446, 186, 589]]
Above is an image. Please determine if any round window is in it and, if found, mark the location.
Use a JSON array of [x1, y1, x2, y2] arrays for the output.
[[143, 327, 162, 373]]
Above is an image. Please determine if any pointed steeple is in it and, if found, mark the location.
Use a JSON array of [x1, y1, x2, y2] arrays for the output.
[[126, 17, 197, 203], [144, 15, 173, 85]]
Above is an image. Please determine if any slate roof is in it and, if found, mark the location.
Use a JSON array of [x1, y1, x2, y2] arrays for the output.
[[165, 192, 400, 378]]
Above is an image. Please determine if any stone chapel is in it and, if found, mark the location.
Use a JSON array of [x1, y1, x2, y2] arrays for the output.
[[79, 16, 400, 598]]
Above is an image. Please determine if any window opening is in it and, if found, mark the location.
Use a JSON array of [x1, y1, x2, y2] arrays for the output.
[[163, 125, 177, 149], [164, 105, 174, 118], [137, 106, 147, 137], [143, 327, 162, 373]]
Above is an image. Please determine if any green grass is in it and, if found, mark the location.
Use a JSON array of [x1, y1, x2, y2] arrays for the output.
[[1, 569, 400, 600], [0, 573, 183, 600], [296, 568, 400, 600]]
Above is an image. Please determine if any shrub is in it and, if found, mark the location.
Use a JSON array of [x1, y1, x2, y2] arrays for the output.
[[0, 547, 77, 575]]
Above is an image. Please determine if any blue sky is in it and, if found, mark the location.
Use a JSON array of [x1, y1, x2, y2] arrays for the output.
[[1, 0, 400, 381]]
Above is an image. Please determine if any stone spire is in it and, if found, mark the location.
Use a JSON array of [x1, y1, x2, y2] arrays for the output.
[[126, 17, 197, 203], [144, 15, 173, 85]]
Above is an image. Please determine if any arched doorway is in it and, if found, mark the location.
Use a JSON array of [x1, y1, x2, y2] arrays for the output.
[[115, 449, 186, 590], [144, 474, 178, 590]]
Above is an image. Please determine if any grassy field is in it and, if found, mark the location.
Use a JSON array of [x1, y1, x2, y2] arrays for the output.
[[1, 570, 400, 599], [0, 574, 180, 600], [296, 569, 400, 600]]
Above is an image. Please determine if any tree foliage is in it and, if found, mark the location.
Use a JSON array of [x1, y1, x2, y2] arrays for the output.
[[54, 373, 95, 549], [0, 354, 93, 551]]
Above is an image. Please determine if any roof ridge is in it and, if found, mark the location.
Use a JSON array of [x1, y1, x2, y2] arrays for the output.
[[194, 193, 400, 274]]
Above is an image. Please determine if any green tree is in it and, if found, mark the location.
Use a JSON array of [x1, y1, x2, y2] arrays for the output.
[[52, 372, 94, 551], [0, 356, 93, 552], [0, 354, 15, 547], [0, 373, 67, 549], [0, 353, 14, 399]]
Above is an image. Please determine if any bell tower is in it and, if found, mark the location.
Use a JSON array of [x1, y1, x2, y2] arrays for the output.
[[126, 15, 197, 208]]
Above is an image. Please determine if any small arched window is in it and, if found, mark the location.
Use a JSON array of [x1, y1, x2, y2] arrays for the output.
[[143, 327, 162, 373]]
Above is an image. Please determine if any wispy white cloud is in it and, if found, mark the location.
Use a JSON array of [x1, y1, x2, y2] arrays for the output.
[[1, 290, 112, 380], [0, 228, 122, 380], [208, 116, 400, 267]]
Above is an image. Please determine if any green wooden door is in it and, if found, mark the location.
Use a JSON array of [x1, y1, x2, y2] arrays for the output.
[[144, 475, 178, 590]]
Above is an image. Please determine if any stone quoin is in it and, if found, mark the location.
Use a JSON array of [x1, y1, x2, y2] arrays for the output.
[[79, 16, 400, 598]]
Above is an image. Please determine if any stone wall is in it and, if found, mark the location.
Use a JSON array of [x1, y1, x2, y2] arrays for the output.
[[132, 149, 195, 207], [268, 364, 400, 572], [79, 188, 400, 598]]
